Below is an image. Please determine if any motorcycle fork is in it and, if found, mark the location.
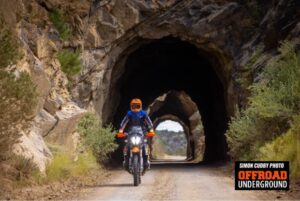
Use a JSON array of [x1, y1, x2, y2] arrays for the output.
[[140, 148, 144, 173], [129, 149, 132, 170]]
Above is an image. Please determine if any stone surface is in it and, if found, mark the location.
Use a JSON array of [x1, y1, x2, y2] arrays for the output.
[[80, 0, 299, 122], [45, 102, 86, 146], [35, 109, 57, 137], [13, 128, 53, 172]]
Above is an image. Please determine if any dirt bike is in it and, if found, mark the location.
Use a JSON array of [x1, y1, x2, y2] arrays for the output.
[[123, 126, 149, 186]]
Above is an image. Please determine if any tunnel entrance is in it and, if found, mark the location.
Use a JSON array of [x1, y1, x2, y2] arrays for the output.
[[152, 120, 187, 161], [107, 36, 229, 162]]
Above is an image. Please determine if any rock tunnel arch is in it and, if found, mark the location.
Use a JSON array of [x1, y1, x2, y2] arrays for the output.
[[148, 91, 204, 162], [102, 36, 231, 162]]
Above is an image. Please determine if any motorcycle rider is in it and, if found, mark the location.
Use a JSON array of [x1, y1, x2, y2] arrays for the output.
[[117, 98, 155, 172]]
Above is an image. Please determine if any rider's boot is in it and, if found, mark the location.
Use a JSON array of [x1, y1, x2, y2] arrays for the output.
[[142, 155, 150, 175], [145, 156, 150, 170], [122, 146, 130, 172], [122, 157, 127, 169]]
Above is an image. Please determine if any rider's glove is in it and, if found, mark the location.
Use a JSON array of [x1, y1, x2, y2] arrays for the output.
[[146, 129, 155, 137]]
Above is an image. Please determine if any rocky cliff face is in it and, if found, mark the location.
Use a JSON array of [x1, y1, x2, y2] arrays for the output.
[[0, 0, 299, 170]]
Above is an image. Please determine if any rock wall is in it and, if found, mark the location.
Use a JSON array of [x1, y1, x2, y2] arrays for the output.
[[0, 0, 299, 170], [78, 0, 299, 121], [0, 0, 87, 171]]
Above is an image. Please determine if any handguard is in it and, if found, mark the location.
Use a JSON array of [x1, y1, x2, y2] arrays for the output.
[[117, 132, 126, 138], [146, 131, 155, 137]]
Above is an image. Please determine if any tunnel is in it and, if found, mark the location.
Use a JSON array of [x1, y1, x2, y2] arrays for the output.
[[147, 91, 204, 162], [105, 36, 229, 162]]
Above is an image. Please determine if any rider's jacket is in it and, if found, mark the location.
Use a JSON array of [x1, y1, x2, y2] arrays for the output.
[[119, 110, 153, 133]]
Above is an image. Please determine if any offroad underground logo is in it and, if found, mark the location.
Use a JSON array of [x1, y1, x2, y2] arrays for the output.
[[235, 161, 289, 190]]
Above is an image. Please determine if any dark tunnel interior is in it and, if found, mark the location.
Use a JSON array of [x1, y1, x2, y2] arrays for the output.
[[111, 37, 229, 162]]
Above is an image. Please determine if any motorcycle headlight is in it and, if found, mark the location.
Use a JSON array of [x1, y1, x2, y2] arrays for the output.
[[130, 136, 141, 145]]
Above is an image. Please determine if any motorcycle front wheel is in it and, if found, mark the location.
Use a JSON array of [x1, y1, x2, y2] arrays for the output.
[[133, 155, 140, 186]]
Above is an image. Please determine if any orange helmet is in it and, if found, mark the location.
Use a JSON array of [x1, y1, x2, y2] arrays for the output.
[[130, 98, 142, 112]]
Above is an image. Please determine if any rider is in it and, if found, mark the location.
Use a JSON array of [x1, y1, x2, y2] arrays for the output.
[[117, 98, 155, 171]]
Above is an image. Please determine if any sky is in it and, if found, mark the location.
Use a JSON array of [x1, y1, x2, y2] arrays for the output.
[[156, 120, 183, 132]]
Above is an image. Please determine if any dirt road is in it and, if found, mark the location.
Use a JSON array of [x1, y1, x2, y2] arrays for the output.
[[78, 163, 292, 200]]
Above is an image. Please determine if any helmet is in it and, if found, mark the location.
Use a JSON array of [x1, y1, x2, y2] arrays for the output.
[[130, 98, 142, 112]]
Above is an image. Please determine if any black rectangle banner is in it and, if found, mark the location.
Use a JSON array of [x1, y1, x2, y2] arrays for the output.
[[235, 161, 289, 190]]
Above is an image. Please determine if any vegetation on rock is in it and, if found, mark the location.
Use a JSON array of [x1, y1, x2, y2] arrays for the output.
[[48, 10, 71, 41], [237, 48, 263, 90], [0, 70, 38, 162], [0, 16, 20, 68], [226, 42, 300, 178], [0, 16, 39, 195], [33, 113, 117, 183], [57, 49, 81, 76], [258, 114, 300, 178]]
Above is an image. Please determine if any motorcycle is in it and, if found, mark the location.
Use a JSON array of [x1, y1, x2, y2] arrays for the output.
[[123, 126, 149, 186]]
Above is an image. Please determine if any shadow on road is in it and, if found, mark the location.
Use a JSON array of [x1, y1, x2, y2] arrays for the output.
[[95, 183, 133, 187]]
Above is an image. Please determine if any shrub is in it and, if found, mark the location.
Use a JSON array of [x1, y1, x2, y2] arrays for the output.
[[78, 113, 118, 163], [57, 49, 81, 76], [46, 151, 73, 181], [48, 10, 71, 41], [258, 115, 300, 179], [0, 16, 20, 68], [0, 154, 39, 192], [71, 150, 98, 176], [248, 42, 300, 118], [226, 42, 300, 163], [0, 71, 38, 160], [10, 155, 39, 182], [44, 146, 98, 182]]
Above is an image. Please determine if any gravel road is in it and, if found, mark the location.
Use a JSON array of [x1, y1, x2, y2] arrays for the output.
[[79, 163, 288, 200]]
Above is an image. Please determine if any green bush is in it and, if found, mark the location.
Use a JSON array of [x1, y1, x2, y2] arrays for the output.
[[78, 113, 118, 163], [11, 155, 39, 182], [0, 71, 38, 160], [43, 146, 98, 182], [46, 151, 73, 181], [226, 42, 300, 165], [0, 154, 39, 190], [258, 115, 300, 178], [0, 16, 20, 68], [57, 49, 81, 76], [48, 10, 71, 41], [72, 150, 98, 176]]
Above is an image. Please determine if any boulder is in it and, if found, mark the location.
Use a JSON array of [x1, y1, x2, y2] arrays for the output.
[[13, 128, 52, 172], [45, 102, 86, 147], [35, 109, 57, 137]]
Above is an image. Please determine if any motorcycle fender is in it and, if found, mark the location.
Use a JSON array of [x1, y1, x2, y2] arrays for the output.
[[132, 146, 140, 153]]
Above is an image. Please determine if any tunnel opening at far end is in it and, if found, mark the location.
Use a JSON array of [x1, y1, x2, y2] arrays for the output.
[[152, 120, 188, 161], [106, 36, 229, 163]]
